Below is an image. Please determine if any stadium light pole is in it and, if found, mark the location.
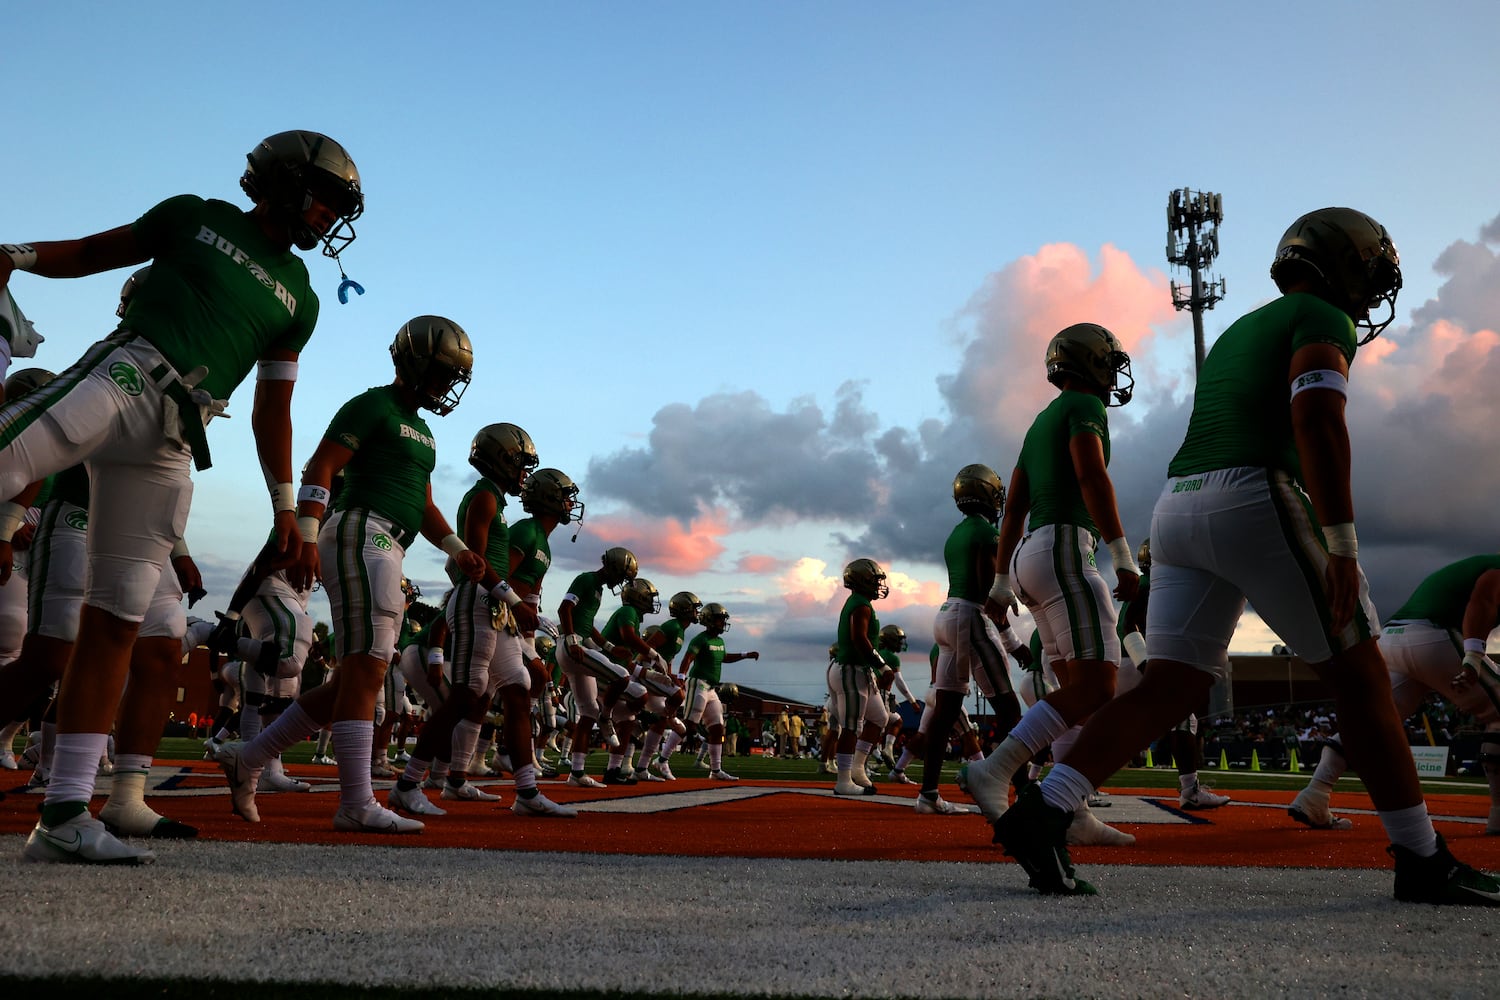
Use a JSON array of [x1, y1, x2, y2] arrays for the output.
[[1167, 188, 1227, 374]]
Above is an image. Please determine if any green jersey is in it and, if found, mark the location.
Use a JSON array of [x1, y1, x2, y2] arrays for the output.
[[127, 195, 317, 399], [326, 385, 436, 538], [656, 619, 689, 664], [836, 593, 880, 667], [507, 517, 552, 587], [944, 514, 999, 602], [401, 614, 442, 652], [456, 479, 509, 578], [600, 604, 643, 645], [1017, 390, 1110, 533], [563, 570, 606, 636], [1389, 556, 1500, 631], [1169, 293, 1357, 480], [685, 632, 727, 685], [879, 649, 900, 671], [397, 611, 422, 651]]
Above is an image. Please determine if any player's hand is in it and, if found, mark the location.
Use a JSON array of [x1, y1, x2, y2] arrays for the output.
[[272, 509, 302, 563], [1324, 554, 1359, 635], [985, 574, 1019, 619], [1012, 643, 1034, 670], [535, 614, 560, 640], [1112, 569, 1139, 602], [173, 555, 207, 606], [455, 549, 485, 582], [207, 613, 240, 656], [510, 599, 538, 632], [746, 651, 760, 661], [288, 536, 321, 593]]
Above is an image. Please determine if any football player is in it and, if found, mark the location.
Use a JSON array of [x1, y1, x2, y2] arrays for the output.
[[970, 323, 1140, 852], [1290, 555, 1500, 835], [679, 602, 759, 780], [596, 577, 668, 784], [996, 208, 1499, 904], [874, 624, 918, 776], [218, 315, 482, 835], [828, 559, 893, 795], [4, 131, 362, 864], [1117, 538, 1230, 811], [640, 591, 703, 780], [555, 546, 640, 786]]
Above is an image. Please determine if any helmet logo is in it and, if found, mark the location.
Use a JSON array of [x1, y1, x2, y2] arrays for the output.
[[108, 362, 144, 396]]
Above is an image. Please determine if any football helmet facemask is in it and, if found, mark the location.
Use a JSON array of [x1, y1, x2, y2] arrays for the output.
[[117, 265, 150, 319], [240, 130, 363, 261], [621, 577, 661, 614], [600, 546, 639, 589], [953, 463, 1005, 521], [533, 633, 556, 660], [520, 468, 583, 524], [843, 558, 890, 600], [668, 591, 703, 625], [391, 315, 473, 416], [879, 624, 908, 653], [400, 577, 420, 601], [470, 423, 538, 494], [1045, 323, 1133, 406], [701, 602, 731, 634], [1270, 207, 1402, 344], [3, 367, 54, 402]]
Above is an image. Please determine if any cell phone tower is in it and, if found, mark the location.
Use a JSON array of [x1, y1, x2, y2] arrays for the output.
[[1167, 188, 1227, 374]]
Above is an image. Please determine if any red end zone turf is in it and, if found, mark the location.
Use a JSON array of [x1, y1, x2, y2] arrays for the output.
[[4, 764, 1496, 871]]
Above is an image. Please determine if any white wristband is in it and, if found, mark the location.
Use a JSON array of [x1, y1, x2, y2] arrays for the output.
[[490, 580, 523, 607], [427, 648, 444, 667], [1323, 522, 1357, 558], [1290, 369, 1349, 400], [270, 482, 296, 514], [1122, 630, 1148, 669], [297, 484, 330, 506], [603, 640, 616, 653], [1106, 536, 1139, 577], [440, 533, 468, 558], [0, 501, 24, 543], [1464, 637, 1487, 655], [257, 360, 299, 382], [170, 538, 191, 559], [297, 516, 320, 544], [564, 633, 582, 648], [988, 574, 1013, 603], [1, 243, 38, 271]]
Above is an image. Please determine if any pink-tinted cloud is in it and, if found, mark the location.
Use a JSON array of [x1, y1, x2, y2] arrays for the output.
[[735, 553, 783, 575], [583, 508, 731, 576]]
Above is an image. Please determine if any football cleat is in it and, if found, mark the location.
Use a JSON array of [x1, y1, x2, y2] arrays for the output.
[[333, 802, 424, 834], [202, 738, 223, 760], [370, 759, 397, 779], [603, 767, 638, 786], [834, 777, 878, 796], [567, 772, 604, 788], [313, 754, 336, 766], [258, 769, 312, 793], [887, 768, 915, 785], [820, 760, 838, 775], [709, 769, 739, 782], [441, 781, 501, 802], [915, 794, 972, 816], [993, 784, 1097, 896], [214, 742, 262, 823], [1288, 787, 1352, 830], [511, 792, 578, 818], [651, 759, 677, 781], [1179, 782, 1230, 810], [389, 783, 447, 816], [0, 750, 17, 770], [23, 812, 156, 865], [1087, 790, 1112, 808], [1390, 834, 1500, 906], [422, 776, 446, 790], [393, 751, 411, 764], [636, 768, 665, 782], [1065, 806, 1136, 847], [98, 800, 198, 840]]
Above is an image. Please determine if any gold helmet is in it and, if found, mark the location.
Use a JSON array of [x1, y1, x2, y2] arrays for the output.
[[520, 468, 582, 524], [3, 367, 54, 402], [700, 602, 731, 634], [641, 624, 663, 645], [718, 681, 741, 702], [827, 642, 839, 661], [842, 558, 889, 600], [469, 423, 538, 494], [600, 546, 639, 588], [1270, 207, 1402, 344], [668, 591, 703, 624], [390, 315, 473, 416], [1045, 323, 1133, 406], [533, 633, 556, 660], [879, 624, 908, 653], [621, 577, 661, 614], [953, 463, 1004, 520], [1137, 537, 1151, 570], [117, 265, 150, 319], [240, 130, 363, 260]]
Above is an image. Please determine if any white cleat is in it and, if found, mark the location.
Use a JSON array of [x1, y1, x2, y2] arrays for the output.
[[1066, 805, 1136, 847], [0, 750, 18, 770], [567, 772, 605, 788], [333, 802, 424, 834], [258, 770, 312, 793], [651, 759, 676, 781], [915, 794, 972, 816], [440, 781, 501, 802], [202, 738, 222, 760], [313, 754, 336, 766], [1179, 782, 1231, 810], [370, 760, 397, 779], [214, 742, 262, 823], [709, 769, 739, 781], [962, 754, 1010, 822], [1288, 787, 1352, 830], [636, 768, 665, 782], [511, 791, 578, 817], [389, 783, 447, 816], [422, 776, 446, 790], [23, 812, 156, 865], [834, 777, 878, 796]]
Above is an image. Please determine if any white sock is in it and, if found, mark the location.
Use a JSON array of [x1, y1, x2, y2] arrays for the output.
[[1051, 724, 1082, 767], [1179, 772, 1198, 792], [240, 707, 264, 742], [451, 720, 481, 774], [1379, 802, 1438, 857], [332, 719, 375, 811], [244, 704, 320, 771], [640, 730, 662, 763], [1039, 763, 1094, 812], [43, 732, 108, 808], [709, 744, 723, 771], [1311, 743, 1346, 788], [660, 731, 682, 759]]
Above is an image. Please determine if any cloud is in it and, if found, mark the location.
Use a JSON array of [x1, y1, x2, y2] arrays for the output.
[[571, 508, 732, 577], [735, 553, 783, 574]]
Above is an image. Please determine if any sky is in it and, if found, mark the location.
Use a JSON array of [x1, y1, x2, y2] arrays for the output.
[[7, 2, 1500, 706]]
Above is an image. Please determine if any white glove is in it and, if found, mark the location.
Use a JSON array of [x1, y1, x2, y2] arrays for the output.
[[988, 574, 1018, 615]]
